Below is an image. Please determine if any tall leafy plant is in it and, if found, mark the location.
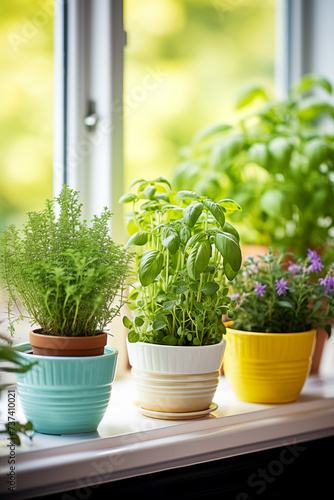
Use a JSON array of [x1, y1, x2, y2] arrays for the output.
[[173, 74, 334, 258], [120, 177, 242, 346], [0, 187, 132, 337]]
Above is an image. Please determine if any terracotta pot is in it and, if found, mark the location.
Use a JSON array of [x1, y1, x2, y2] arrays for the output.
[[310, 327, 328, 374], [29, 330, 107, 357]]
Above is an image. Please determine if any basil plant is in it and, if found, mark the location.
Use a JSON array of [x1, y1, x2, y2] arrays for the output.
[[120, 177, 242, 346]]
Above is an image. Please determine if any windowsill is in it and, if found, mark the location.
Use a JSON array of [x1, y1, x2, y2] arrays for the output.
[[1, 374, 334, 499]]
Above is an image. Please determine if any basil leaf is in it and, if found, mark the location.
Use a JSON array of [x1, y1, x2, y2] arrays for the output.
[[187, 240, 211, 280], [177, 190, 199, 200], [139, 250, 163, 286], [215, 232, 242, 277], [161, 227, 180, 255], [125, 231, 149, 249], [203, 200, 225, 227], [183, 201, 204, 227]]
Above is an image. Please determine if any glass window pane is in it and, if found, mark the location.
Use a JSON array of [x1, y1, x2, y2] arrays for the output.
[[124, 0, 275, 187], [0, 0, 53, 232]]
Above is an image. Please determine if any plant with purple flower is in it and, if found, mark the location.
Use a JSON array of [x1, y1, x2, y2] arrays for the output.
[[307, 249, 324, 273], [254, 282, 267, 297], [231, 249, 334, 335], [275, 278, 289, 296]]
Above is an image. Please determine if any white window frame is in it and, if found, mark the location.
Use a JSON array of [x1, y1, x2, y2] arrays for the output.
[[53, 0, 126, 240]]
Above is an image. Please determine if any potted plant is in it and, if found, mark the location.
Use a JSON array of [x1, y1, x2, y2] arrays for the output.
[[119, 177, 242, 416], [223, 249, 334, 404], [0, 186, 131, 434], [172, 73, 334, 262]]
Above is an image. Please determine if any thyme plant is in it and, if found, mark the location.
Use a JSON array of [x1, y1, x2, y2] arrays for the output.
[[120, 177, 242, 346], [0, 187, 132, 337]]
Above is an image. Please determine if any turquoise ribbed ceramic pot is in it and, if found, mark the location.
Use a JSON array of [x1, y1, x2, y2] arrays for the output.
[[14, 343, 118, 435]]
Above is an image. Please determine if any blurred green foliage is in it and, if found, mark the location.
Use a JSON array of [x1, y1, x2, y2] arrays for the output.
[[0, 0, 53, 232], [172, 74, 334, 260]]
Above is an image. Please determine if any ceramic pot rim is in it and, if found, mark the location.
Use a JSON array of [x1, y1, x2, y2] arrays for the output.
[[225, 321, 316, 338], [14, 342, 118, 360], [126, 339, 225, 350]]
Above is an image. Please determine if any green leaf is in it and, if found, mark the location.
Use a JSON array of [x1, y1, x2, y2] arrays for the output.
[[125, 231, 149, 249], [304, 139, 330, 169], [138, 250, 163, 286], [183, 201, 204, 228], [162, 335, 177, 345], [217, 199, 242, 214], [294, 73, 332, 95], [296, 96, 334, 121], [260, 189, 285, 217], [122, 316, 133, 329], [210, 135, 244, 170], [268, 137, 292, 170], [224, 262, 238, 281], [203, 200, 225, 227], [179, 225, 191, 245], [215, 232, 242, 274], [202, 281, 219, 294], [187, 240, 211, 280], [191, 122, 232, 146], [153, 176, 172, 189], [143, 185, 157, 199], [277, 301, 294, 309], [222, 222, 240, 242], [134, 316, 144, 327], [248, 143, 268, 168], [235, 85, 268, 109], [119, 193, 137, 204], [161, 227, 180, 255], [128, 330, 139, 343], [163, 300, 177, 310], [129, 178, 147, 189], [152, 316, 168, 330], [177, 190, 199, 200]]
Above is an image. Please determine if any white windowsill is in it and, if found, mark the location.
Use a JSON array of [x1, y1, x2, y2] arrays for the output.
[[0, 374, 334, 500]]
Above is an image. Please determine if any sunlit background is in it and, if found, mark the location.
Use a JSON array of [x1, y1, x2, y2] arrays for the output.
[[124, 0, 275, 189], [0, 0, 53, 232]]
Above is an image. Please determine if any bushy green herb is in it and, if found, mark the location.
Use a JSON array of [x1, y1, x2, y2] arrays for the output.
[[0, 187, 132, 337], [232, 249, 334, 334], [173, 74, 334, 258], [120, 177, 242, 346]]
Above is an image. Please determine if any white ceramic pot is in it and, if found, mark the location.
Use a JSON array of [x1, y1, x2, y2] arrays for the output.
[[126, 340, 225, 413]]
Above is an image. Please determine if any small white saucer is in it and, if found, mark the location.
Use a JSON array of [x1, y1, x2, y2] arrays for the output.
[[134, 402, 218, 420]]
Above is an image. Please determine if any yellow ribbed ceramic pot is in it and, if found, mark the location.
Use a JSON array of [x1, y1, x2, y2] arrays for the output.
[[223, 322, 316, 404]]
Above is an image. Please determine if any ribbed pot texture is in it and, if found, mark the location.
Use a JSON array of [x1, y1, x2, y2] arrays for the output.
[[14, 343, 118, 435], [223, 326, 316, 403], [126, 340, 225, 413]]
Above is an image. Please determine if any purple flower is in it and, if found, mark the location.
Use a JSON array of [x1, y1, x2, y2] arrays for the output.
[[230, 293, 240, 302], [275, 278, 289, 296], [307, 249, 324, 273], [288, 261, 303, 275], [319, 276, 334, 295], [254, 282, 267, 297]]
